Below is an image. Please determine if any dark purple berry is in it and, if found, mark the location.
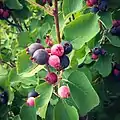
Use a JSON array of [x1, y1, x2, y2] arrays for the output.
[[90, 6, 99, 13], [32, 49, 49, 65], [28, 90, 39, 98], [111, 26, 120, 36], [26, 43, 44, 56], [110, 27, 117, 35], [60, 55, 70, 69], [61, 41, 73, 54], [93, 48, 102, 55], [98, 0, 108, 11], [0, 91, 8, 104]]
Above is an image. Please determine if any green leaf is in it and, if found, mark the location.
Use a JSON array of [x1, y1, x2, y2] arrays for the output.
[[0, 65, 8, 76], [5, 0, 23, 10], [64, 13, 100, 49], [14, 115, 21, 120], [20, 104, 37, 120], [54, 100, 79, 120], [17, 32, 32, 48], [35, 83, 53, 118], [94, 55, 112, 77], [16, 50, 33, 74], [99, 12, 112, 29], [62, 0, 84, 17], [68, 71, 99, 116], [106, 33, 120, 47]]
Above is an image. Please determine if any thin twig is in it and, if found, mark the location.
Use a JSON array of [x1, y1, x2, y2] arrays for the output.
[[26, 0, 53, 16], [54, 0, 61, 43], [5, 19, 23, 31], [0, 59, 14, 68]]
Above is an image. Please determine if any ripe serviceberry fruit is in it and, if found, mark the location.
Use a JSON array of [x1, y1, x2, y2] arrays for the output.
[[61, 41, 73, 54], [90, 6, 99, 13], [86, 0, 93, 7], [0, 91, 8, 104], [26, 97, 35, 107], [113, 69, 120, 76], [48, 55, 61, 69], [111, 26, 120, 36], [32, 49, 49, 65], [91, 53, 98, 60], [58, 86, 70, 99], [112, 20, 120, 27], [51, 44, 64, 57], [28, 91, 39, 98], [45, 72, 58, 84], [93, 48, 102, 55], [98, 0, 108, 11], [26, 43, 44, 56], [89, 0, 98, 5], [45, 36, 53, 47], [60, 55, 70, 69], [3, 10, 10, 18]]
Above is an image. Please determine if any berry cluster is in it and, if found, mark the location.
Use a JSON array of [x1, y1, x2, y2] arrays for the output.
[[26, 90, 39, 106], [26, 37, 72, 85], [91, 47, 106, 60], [110, 20, 120, 37], [0, 2, 10, 19], [0, 87, 8, 104], [86, 0, 108, 13]]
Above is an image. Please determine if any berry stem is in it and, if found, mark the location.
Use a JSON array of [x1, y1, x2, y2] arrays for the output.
[[26, 0, 53, 16], [54, 0, 61, 44], [46, 64, 51, 73]]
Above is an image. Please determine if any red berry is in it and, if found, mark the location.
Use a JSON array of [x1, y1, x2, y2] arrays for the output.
[[26, 97, 35, 106], [91, 53, 98, 60], [112, 20, 120, 27], [45, 72, 58, 84], [86, 0, 93, 7], [3, 10, 10, 18], [89, 0, 97, 5], [113, 69, 120, 76], [51, 44, 64, 57], [58, 86, 70, 99], [48, 55, 60, 69]]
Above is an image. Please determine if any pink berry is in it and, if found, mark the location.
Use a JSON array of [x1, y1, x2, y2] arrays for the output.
[[113, 69, 120, 76], [91, 53, 98, 60], [58, 86, 70, 99], [45, 72, 58, 84], [89, 0, 97, 5], [26, 97, 35, 106], [112, 20, 120, 27], [86, 0, 93, 7], [3, 10, 10, 18], [48, 55, 60, 69], [51, 44, 64, 57], [0, 9, 3, 15]]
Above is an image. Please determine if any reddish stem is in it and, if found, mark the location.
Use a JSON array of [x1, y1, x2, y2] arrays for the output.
[[54, 0, 61, 44]]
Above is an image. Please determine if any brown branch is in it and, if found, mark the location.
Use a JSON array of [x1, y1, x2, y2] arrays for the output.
[[54, 0, 61, 43]]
